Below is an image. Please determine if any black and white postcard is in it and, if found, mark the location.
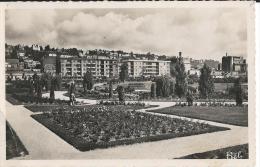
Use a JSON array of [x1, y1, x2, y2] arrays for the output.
[[0, 1, 256, 167]]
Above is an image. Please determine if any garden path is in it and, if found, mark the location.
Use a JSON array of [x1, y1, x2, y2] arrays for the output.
[[5, 91, 248, 159]]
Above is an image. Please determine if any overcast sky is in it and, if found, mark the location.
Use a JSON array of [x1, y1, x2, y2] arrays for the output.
[[5, 8, 247, 61]]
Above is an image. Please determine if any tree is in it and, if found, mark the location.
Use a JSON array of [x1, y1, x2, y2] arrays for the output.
[[198, 64, 215, 99], [150, 83, 156, 98], [7, 75, 12, 83], [169, 81, 175, 95], [83, 70, 94, 93], [45, 45, 50, 51], [169, 56, 178, 77], [117, 85, 125, 103], [233, 77, 244, 106], [35, 77, 42, 103], [10, 49, 18, 59], [68, 81, 76, 105], [161, 76, 171, 97], [109, 81, 113, 98], [41, 73, 51, 91], [29, 78, 34, 97], [56, 55, 61, 74], [50, 77, 55, 103], [154, 76, 171, 97], [174, 55, 187, 98], [55, 74, 62, 91], [186, 91, 194, 106], [119, 63, 128, 82]]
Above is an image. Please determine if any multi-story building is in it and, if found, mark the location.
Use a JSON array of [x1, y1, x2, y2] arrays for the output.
[[59, 54, 171, 80], [222, 54, 247, 74], [126, 59, 170, 78], [60, 55, 119, 79]]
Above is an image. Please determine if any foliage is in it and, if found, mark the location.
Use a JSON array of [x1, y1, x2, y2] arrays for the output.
[[198, 64, 215, 99], [154, 76, 171, 97], [186, 91, 194, 106], [233, 78, 244, 106], [180, 144, 248, 159], [119, 63, 128, 82], [41, 73, 51, 91], [170, 81, 175, 95], [54, 74, 62, 91], [109, 81, 113, 98], [83, 70, 94, 93], [117, 85, 125, 102], [68, 81, 76, 105], [6, 121, 28, 159], [29, 79, 34, 97], [150, 83, 156, 98], [169, 56, 178, 77], [56, 55, 61, 74], [50, 77, 55, 103], [32, 105, 227, 151], [174, 55, 187, 98]]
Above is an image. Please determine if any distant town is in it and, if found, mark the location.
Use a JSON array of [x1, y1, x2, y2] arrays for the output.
[[5, 43, 247, 81]]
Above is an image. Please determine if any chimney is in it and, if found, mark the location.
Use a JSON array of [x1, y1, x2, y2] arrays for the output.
[[179, 52, 182, 57], [226, 52, 228, 57]]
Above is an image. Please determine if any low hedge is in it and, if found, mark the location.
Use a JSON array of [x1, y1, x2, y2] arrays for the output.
[[11, 94, 68, 105], [32, 114, 229, 152]]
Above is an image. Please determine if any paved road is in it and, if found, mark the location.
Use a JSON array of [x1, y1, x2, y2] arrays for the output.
[[5, 91, 248, 159]]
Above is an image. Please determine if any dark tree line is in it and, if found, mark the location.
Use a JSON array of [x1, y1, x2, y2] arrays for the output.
[[28, 73, 62, 103]]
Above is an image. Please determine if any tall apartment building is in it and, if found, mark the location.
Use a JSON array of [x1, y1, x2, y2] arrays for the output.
[[60, 55, 119, 79], [60, 54, 171, 79], [125, 59, 170, 78], [222, 54, 247, 73]]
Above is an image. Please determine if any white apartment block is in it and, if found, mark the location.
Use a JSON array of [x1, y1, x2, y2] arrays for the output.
[[126, 59, 170, 78], [60, 56, 170, 79], [60, 55, 118, 79]]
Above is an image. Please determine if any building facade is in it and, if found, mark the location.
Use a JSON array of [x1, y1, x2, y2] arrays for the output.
[[222, 55, 247, 73], [59, 55, 170, 79], [60, 55, 119, 79], [126, 59, 170, 78]]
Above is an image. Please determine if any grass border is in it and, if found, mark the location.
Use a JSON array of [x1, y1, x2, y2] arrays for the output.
[[147, 106, 248, 127], [6, 121, 29, 160]]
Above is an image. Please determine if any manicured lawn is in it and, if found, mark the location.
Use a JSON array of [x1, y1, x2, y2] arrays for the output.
[[148, 106, 248, 126], [178, 144, 248, 159], [31, 105, 229, 151], [6, 121, 28, 159]]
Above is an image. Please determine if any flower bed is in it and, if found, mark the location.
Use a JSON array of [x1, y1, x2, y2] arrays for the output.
[[31, 106, 229, 151], [178, 144, 248, 159], [25, 104, 152, 113]]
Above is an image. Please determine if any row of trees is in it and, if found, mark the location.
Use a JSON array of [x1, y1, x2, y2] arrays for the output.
[[28, 73, 62, 103], [77, 54, 243, 105], [152, 55, 243, 105]]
